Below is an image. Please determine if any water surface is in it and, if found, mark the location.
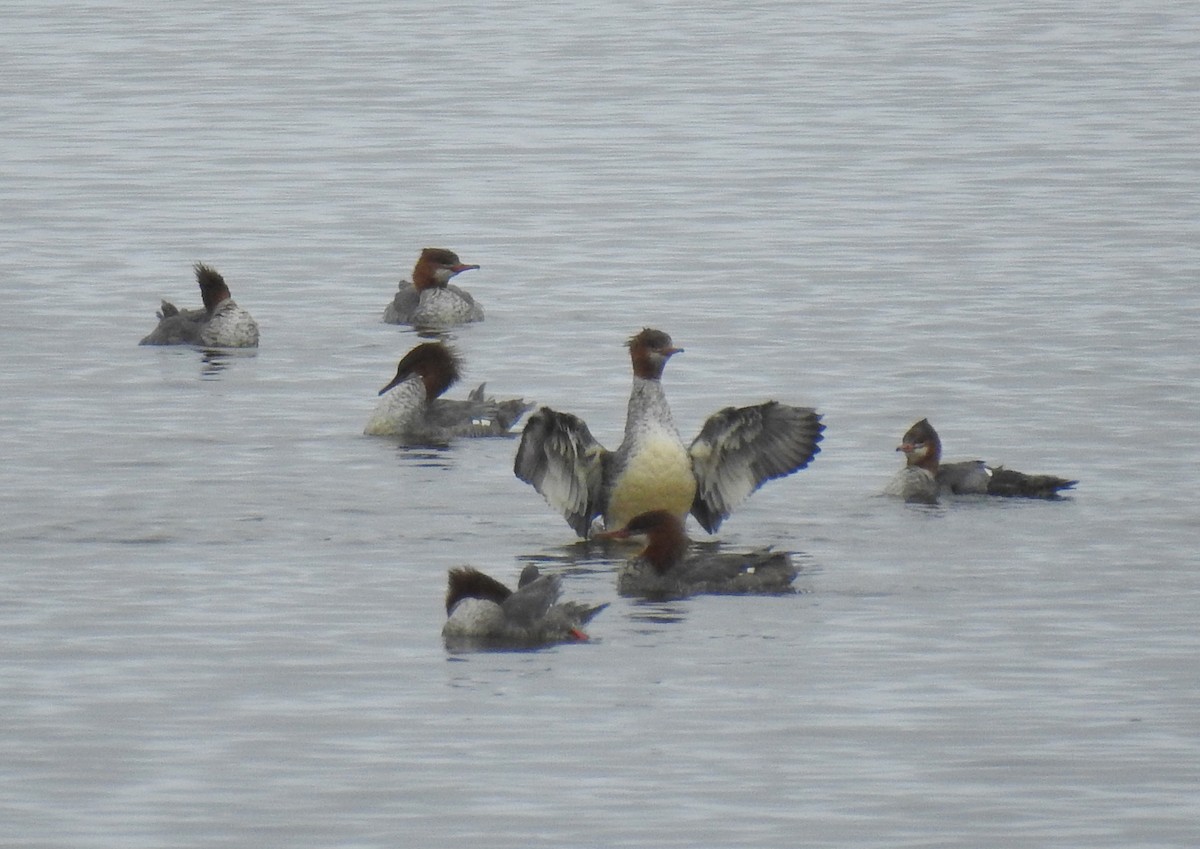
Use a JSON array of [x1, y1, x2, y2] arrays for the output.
[[2, 2, 1198, 846]]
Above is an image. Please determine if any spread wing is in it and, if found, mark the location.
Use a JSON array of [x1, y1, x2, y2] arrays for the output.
[[688, 401, 825, 533], [514, 407, 609, 537]]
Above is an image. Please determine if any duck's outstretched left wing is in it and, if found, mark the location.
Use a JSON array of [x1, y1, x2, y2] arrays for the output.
[[688, 401, 825, 533]]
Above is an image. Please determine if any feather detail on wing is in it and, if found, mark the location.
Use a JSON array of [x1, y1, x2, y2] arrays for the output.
[[688, 401, 825, 533], [936, 460, 991, 495], [514, 407, 609, 537], [501, 572, 562, 626], [139, 302, 206, 346], [383, 283, 419, 324], [425, 384, 532, 436]]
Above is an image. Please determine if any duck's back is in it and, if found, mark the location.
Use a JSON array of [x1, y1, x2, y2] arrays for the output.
[[383, 283, 419, 324], [139, 302, 206, 346], [618, 549, 796, 599], [442, 598, 506, 638], [411, 286, 483, 326], [200, 300, 259, 348], [684, 549, 796, 595], [426, 384, 532, 437]]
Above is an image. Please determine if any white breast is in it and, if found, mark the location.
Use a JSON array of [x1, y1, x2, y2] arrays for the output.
[[412, 288, 483, 326], [364, 379, 426, 436], [606, 427, 695, 529]]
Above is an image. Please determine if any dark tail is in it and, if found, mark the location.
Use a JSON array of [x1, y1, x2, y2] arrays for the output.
[[987, 466, 1077, 499], [561, 601, 609, 625]]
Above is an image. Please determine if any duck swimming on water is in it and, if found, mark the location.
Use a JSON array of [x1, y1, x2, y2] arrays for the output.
[[139, 263, 259, 348], [597, 509, 798, 600], [514, 328, 824, 537], [884, 418, 1077, 504], [364, 342, 531, 442], [382, 248, 483, 328], [441, 564, 608, 648]]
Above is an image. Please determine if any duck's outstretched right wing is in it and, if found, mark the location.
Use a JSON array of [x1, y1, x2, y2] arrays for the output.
[[514, 407, 609, 538]]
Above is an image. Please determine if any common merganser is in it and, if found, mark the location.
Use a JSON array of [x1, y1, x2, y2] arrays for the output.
[[597, 510, 797, 599], [514, 328, 824, 537], [364, 342, 531, 441], [442, 564, 608, 648], [884, 418, 1077, 504], [139, 263, 259, 348], [382, 248, 483, 327]]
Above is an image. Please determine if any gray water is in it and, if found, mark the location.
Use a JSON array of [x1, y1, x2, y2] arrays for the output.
[[3, 2, 1198, 846]]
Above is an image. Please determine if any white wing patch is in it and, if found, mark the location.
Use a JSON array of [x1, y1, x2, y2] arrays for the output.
[[688, 401, 824, 533]]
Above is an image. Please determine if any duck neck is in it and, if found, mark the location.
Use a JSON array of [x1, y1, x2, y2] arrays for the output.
[[643, 525, 689, 575], [411, 262, 442, 292], [624, 377, 677, 441], [911, 439, 941, 474]]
